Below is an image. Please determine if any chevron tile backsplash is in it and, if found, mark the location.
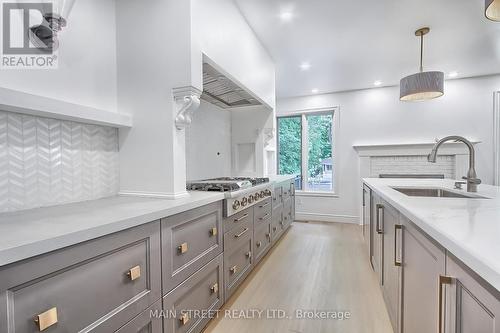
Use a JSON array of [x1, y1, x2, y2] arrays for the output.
[[0, 110, 119, 212]]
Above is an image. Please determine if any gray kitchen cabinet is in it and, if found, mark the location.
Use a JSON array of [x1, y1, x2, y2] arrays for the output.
[[116, 300, 163, 333], [224, 218, 253, 301], [254, 221, 272, 264], [254, 198, 272, 228], [163, 254, 223, 333], [272, 185, 283, 209], [271, 207, 284, 244], [401, 215, 446, 333], [224, 207, 253, 233], [161, 201, 223, 293], [290, 182, 296, 221], [371, 192, 384, 284], [380, 199, 402, 332], [0, 222, 161, 333], [362, 184, 371, 254], [443, 255, 500, 333]]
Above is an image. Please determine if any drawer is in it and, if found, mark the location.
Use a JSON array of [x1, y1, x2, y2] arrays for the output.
[[254, 222, 272, 264], [0, 222, 161, 333], [254, 198, 272, 221], [223, 207, 253, 233], [224, 236, 253, 301], [272, 186, 283, 208], [282, 184, 292, 201], [163, 254, 223, 333], [224, 217, 252, 255], [115, 300, 163, 333], [283, 198, 292, 226], [161, 201, 223, 293]]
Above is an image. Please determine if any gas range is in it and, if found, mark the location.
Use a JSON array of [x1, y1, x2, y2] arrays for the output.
[[187, 177, 273, 217]]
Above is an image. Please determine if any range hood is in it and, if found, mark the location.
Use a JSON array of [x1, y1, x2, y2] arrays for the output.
[[201, 63, 262, 109]]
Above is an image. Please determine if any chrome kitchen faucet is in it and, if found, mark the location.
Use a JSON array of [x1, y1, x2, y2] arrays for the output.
[[427, 136, 481, 192]]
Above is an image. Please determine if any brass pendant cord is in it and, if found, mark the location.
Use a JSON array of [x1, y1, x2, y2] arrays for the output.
[[419, 32, 424, 73]]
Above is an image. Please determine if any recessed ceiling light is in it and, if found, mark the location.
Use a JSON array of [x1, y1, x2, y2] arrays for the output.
[[448, 71, 459, 78], [279, 11, 294, 22], [311, 88, 319, 94], [300, 62, 311, 71], [374, 80, 382, 86]]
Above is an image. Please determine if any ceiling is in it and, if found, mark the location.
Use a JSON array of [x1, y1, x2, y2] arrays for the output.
[[234, 0, 500, 98]]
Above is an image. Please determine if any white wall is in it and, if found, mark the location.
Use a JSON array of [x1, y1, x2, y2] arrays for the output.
[[0, 0, 117, 111], [191, 0, 276, 110], [186, 101, 232, 180], [277, 75, 500, 224]]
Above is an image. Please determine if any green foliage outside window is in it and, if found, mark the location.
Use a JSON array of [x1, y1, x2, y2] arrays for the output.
[[278, 117, 301, 175]]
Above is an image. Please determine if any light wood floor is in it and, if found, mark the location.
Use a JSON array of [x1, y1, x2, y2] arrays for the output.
[[203, 221, 393, 333]]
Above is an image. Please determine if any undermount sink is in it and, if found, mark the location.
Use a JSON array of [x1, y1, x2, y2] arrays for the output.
[[391, 187, 488, 199]]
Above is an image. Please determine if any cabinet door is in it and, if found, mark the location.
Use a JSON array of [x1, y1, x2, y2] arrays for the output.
[[381, 200, 402, 332], [371, 193, 383, 284], [362, 185, 371, 253], [401, 216, 445, 333], [444, 255, 500, 333], [116, 301, 163, 333]]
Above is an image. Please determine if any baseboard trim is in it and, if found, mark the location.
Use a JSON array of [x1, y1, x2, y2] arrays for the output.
[[295, 212, 359, 224], [118, 190, 189, 200]]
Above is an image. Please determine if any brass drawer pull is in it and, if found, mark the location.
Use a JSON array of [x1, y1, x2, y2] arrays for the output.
[[394, 225, 403, 267], [230, 265, 238, 274], [280, 221, 284, 225], [179, 313, 190, 326], [210, 282, 219, 294], [34, 307, 58, 331], [376, 204, 384, 234], [234, 227, 249, 238], [178, 242, 188, 254], [127, 265, 141, 281], [259, 202, 270, 208], [259, 213, 270, 221], [273, 226, 277, 231], [246, 251, 252, 258], [438, 275, 453, 333], [234, 214, 249, 222], [257, 241, 262, 247], [209, 227, 217, 236], [266, 233, 271, 238]]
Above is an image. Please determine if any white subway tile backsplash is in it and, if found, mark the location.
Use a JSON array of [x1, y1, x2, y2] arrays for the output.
[[0, 110, 119, 212], [370, 155, 455, 179]]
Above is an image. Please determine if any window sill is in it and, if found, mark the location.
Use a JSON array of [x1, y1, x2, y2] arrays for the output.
[[295, 191, 339, 198]]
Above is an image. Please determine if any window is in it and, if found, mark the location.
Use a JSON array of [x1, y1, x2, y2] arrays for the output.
[[277, 109, 336, 193]]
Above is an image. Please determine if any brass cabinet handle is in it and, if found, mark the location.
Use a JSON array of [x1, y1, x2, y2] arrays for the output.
[[246, 251, 252, 258], [178, 242, 188, 254], [376, 204, 384, 234], [210, 282, 218, 294], [234, 214, 249, 222], [209, 227, 217, 236], [438, 275, 453, 333], [259, 213, 270, 220], [230, 265, 238, 274], [394, 225, 403, 267], [266, 233, 271, 238], [34, 307, 58, 331], [259, 202, 270, 208], [179, 313, 190, 326], [273, 226, 277, 231], [127, 265, 141, 281], [234, 227, 249, 238], [257, 241, 262, 247]]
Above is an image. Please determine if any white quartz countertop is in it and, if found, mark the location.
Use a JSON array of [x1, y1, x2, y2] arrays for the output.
[[268, 174, 297, 183], [0, 192, 225, 267], [363, 178, 500, 291]]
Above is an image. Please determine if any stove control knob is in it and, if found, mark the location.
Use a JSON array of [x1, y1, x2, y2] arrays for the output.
[[241, 197, 248, 207], [232, 200, 240, 210], [248, 195, 254, 204], [254, 193, 260, 200], [265, 189, 272, 197], [260, 190, 265, 198]]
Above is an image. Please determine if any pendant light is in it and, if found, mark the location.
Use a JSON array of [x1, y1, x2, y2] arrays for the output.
[[400, 27, 444, 101], [486, 0, 500, 21]]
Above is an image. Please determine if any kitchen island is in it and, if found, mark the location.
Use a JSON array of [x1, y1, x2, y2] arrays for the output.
[[363, 178, 500, 333]]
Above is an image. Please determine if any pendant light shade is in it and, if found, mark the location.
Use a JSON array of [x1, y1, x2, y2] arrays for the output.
[[400, 27, 444, 102], [400, 71, 444, 101], [485, 0, 500, 21]]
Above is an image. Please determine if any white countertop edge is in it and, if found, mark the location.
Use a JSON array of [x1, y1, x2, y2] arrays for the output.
[[363, 178, 500, 292], [0, 193, 225, 267]]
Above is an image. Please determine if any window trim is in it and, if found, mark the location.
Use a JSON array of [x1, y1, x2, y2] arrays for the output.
[[277, 106, 340, 195]]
